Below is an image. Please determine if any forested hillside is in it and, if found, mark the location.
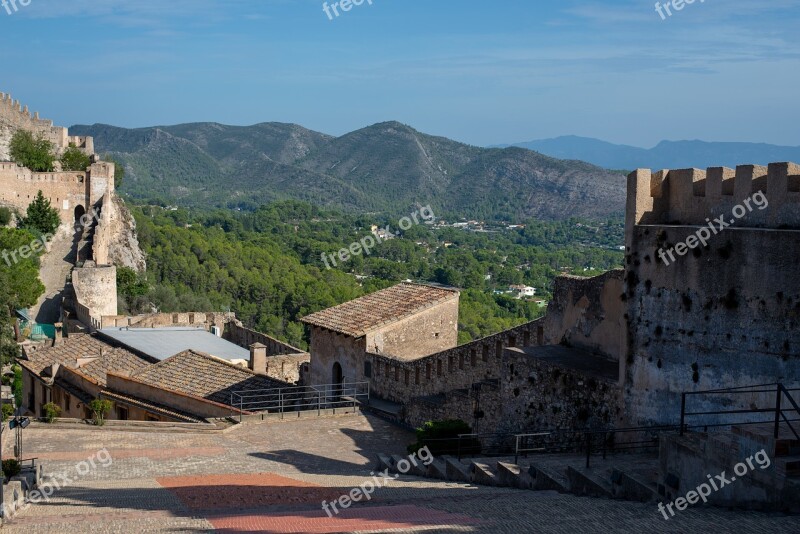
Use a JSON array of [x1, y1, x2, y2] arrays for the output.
[[123, 201, 624, 347], [71, 121, 626, 222]]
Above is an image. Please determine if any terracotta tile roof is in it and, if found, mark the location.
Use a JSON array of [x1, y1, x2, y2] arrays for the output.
[[100, 390, 205, 423], [300, 282, 459, 337], [22, 335, 151, 386], [128, 350, 287, 406]]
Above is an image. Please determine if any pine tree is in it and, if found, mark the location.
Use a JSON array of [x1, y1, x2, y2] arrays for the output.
[[21, 191, 60, 235]]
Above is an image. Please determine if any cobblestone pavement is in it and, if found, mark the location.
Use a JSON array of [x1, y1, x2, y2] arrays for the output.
[[2, 414, 798, 533]]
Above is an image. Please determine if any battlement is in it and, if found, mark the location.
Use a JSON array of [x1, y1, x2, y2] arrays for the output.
[[0, 91, 94, 155], [626, 162, 800, 232]]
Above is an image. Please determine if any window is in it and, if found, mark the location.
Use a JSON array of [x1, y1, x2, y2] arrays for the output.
[[364, 361, 372, 378], [436, 360, 442, 376], [65, 393, 71, 412], [426, 363, 432, 379], [471, 349, 477, 367], [482, 345, 489, 362], [116, 406, 129, 421]]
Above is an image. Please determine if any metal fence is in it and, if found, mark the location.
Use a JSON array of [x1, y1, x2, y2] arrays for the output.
[[230, 380, 370, 422]]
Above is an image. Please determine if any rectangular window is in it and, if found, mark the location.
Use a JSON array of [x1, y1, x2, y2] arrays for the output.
[[426, 363, 432, 379], [470, 349, 477, 367], [436, 360, 442, 376], [364, 361, 372, 378]]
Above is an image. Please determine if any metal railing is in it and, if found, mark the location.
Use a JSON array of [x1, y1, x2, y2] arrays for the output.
[[230, 380, 370, 423], [680, 382, 800, 440]]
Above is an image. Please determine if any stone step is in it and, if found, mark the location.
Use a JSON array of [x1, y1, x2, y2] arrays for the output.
[[470, 461, 498, 486], [443, 455, 471, 482], [566, 466, 614, 498], [426, 457, 448, 480], [496, 461, 533, 489], [610, 468, 659, 502], [528, 462, 568, 492]]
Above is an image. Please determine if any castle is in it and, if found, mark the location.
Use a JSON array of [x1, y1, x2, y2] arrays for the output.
[[300, 162, 800, 434]]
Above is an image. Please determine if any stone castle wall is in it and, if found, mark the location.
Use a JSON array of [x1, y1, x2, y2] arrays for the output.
[[624, 163, 800, 426]]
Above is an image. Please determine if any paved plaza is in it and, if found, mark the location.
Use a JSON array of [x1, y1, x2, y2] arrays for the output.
[[2, 414, 798, 533]]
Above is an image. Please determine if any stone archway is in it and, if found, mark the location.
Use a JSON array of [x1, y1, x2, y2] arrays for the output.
[[74, 204, 86, 226]]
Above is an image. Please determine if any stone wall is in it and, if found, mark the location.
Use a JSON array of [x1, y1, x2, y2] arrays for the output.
[[72, 264, 118, 329], [367, 319, 544, 403], [262, 353, 310, 385], [0, 163, 88, 224], [543, 270, 626, 362], [366, 298, 460, 360], [404, 347, 623, 434], [309, 326, 366, 388], [624, 164, 800, 426], [225, 321, 306, 356], [101, 311, 235, 330], [0, 93, 88, 160]]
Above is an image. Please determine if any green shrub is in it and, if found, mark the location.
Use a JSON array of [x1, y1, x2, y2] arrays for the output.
[[89, 398, 113, 426], [60, 144, 92, 171], [43, 402, 61, 423], [407, 419, 480, 456], [2, 459, 20, 479], [1, 403, 13, 422], [9, 130, 55, 172], [0, 207, 11, 226]]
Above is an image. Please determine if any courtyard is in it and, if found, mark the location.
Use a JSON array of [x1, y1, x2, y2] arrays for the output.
[[1, 414, 797, 533]]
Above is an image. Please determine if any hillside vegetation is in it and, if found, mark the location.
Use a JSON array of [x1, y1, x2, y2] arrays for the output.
[[71, 122, 626, 222]]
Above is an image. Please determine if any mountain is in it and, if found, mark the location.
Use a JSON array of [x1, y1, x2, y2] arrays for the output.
[[69, 122, 625, 221], [499, 136, 800, 171]]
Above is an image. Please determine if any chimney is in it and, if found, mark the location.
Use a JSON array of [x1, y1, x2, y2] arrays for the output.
[[249, 343, 267, 374]]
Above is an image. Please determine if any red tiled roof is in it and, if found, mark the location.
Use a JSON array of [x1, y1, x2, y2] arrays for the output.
[[300, 283, 459, 337]]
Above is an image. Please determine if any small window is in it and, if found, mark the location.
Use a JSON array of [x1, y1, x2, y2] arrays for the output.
[[65, 393, 71, 412], [415, 368, 420, 384], [470, 349, 477, 367], [364, 361, 372, 378], [436, 360, 442, 376]]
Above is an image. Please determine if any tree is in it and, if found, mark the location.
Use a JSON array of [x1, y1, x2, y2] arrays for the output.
[[20, 191, 60, 235], [9, 130, 55, 172], [60, 144, 92, 171]]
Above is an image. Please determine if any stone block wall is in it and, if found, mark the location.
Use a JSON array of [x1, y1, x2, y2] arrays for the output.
[[367, 319, 545, 403], [225, 321, 307, 356], [625, 217, 800, 426], [543, 270, 626, 361], [72, 264, 118, 329]]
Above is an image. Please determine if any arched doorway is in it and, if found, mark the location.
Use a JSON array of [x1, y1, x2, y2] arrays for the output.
[[74, 205, 86, 226], [332, 362, 343, 404]]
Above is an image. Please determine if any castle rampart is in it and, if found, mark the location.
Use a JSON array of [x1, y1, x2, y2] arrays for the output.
[[626, 163, 800, 242]]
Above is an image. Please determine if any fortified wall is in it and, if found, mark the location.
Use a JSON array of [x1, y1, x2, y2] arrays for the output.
[[624, 163, 800, 425], [0, 92, 93, 160]]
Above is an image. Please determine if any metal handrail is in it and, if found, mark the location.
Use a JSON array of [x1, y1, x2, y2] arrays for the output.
[[230, 381, 370, 423], [680, 382, 800, 439]]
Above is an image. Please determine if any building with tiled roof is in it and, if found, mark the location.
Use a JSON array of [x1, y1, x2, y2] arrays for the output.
[[301, 282, 459, 337], [20, 333, 297, 423], [301, 282, 460, 391], [111, 350, 286, 408]]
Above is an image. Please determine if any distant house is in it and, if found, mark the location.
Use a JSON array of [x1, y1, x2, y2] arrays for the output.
[[509, 285, 537, 298]]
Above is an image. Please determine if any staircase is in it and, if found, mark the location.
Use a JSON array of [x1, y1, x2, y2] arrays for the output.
[[375, 450, 663, 503]]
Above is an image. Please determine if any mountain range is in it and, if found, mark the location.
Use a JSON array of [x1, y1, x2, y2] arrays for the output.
[[499, 136, 800, 171], [69, 122, 626, 221]]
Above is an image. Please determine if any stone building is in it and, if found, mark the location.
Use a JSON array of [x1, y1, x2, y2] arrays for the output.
[[300, 283, 460, 390]]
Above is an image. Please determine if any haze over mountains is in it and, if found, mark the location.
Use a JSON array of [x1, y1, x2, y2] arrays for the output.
[[69, 122, 625, 222], [500, 136, 800, 171]]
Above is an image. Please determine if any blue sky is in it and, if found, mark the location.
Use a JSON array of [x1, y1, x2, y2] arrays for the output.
[[1, 0, 799, 147]]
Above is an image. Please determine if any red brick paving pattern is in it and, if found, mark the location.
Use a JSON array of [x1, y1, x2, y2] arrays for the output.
[[207, 505, 483, 533], [157, 472, 346, 510]]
